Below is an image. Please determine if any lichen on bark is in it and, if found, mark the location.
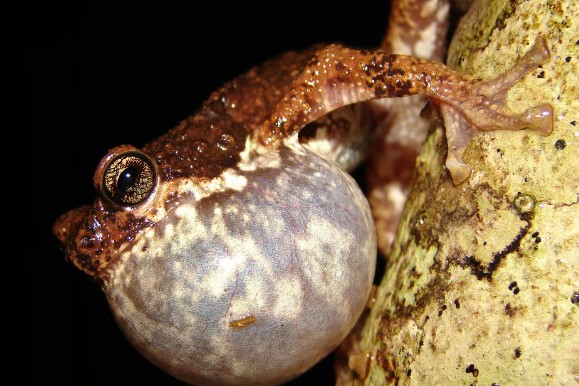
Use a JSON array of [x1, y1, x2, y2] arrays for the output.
[[341, 0, 578, 384]]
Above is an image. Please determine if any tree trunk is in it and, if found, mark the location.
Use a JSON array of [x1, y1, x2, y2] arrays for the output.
[[341, 0, 578, 384]]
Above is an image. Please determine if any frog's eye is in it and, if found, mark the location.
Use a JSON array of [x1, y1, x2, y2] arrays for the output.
[[100, 150, 157, 208]]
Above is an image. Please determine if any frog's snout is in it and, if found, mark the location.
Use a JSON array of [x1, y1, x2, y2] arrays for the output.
[[52, 206, 90, 248]]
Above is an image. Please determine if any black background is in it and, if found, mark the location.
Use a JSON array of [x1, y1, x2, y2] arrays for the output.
[[27, 1, 390, 384]]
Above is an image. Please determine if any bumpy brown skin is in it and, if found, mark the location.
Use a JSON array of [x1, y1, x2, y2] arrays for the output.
[[54, 31, 553, 386]]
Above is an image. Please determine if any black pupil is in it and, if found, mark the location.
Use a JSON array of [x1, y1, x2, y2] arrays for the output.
[[117, 166, 139, 194]]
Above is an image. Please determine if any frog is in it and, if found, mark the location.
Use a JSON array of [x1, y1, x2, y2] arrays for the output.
[[53, 1, 553, 385]]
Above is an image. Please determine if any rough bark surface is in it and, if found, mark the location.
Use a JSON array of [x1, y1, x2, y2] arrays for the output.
[[341, 0, 578, 384]]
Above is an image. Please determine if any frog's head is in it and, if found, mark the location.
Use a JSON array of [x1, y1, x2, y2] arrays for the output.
[[53, 106, 249, 281], [53, 145, 157, 280], [54, 99, 377, 385]]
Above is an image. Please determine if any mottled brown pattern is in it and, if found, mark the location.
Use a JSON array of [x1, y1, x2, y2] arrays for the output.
[[53, 199, 153, 279], [207, 47, 322, 128]]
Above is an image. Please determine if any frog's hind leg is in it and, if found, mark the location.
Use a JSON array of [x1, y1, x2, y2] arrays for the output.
[[258, 37, 553, 187]]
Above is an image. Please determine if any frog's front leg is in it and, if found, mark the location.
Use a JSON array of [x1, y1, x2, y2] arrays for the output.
[[258, 36, 553, 185], [438, 37, 553, 183]]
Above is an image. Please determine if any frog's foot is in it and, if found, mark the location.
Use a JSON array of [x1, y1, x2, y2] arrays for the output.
[[438, 36, 553, 185]]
